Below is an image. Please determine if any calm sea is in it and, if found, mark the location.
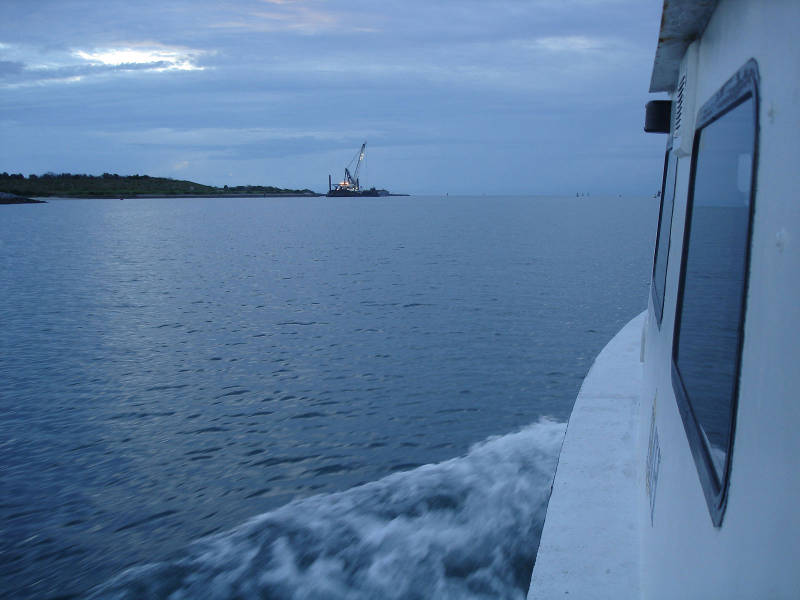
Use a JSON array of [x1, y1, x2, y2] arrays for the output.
[[0, 195, 656, 599]]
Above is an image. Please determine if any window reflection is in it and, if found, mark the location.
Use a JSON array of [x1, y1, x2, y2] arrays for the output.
[[653, 151, 677, 323], [675, 96, 754, 482]]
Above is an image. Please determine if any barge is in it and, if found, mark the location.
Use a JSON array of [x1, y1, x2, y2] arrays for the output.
[[326, 142, 391, 197]]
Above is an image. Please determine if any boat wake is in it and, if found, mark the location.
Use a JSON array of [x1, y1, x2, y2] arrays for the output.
[[88, 419, 565, 600]]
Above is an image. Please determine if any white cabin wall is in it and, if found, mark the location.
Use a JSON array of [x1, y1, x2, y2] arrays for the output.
[[719, 0, 800, 594], [640, 0, 800, 598], [639, 111, 700, 595], [638, 38, 697, 569]]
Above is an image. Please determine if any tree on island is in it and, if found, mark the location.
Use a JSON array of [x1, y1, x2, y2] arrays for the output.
[[0, 173, 317, 197]]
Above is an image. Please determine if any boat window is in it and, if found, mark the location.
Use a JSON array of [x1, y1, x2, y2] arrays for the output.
[[652, 149, 678, 326], [671, 59, 758, 527]]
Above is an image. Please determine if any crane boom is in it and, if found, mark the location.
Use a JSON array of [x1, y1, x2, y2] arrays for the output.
[[351, 142, 366, 185]]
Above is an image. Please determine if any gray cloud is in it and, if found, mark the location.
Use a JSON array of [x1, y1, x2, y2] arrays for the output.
[[0, 0, 667, 194], [0, 60, 24, 77]]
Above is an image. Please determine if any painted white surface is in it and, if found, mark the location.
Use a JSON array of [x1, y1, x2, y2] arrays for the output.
[[528, 311, 644, 600], [529, 3, 800, 598], [637, 1, 800, 598]]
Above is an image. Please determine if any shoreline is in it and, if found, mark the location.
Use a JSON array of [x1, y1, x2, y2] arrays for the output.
[[28, 193, 415, 200], [30, 193, 325, 200], [0, 192, 46, 204]]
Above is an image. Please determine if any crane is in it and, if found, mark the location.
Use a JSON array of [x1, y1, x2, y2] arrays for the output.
[[333, 142, 367, 192], [350, 142, 366, 188], [327, 142, 391, 196]]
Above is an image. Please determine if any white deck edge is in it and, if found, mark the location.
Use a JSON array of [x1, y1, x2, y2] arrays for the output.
[[527, 311, 645, 599]]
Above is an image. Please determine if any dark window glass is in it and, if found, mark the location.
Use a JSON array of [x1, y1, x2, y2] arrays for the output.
[[652, 151, 678, 324], [675, 96, 755, 483]]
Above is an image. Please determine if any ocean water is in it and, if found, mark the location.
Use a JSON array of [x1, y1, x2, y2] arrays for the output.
[[0, 195, 656, 599]]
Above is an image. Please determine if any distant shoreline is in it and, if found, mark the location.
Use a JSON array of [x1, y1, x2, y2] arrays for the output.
[[21, 193, 420, 200], [0, 173, 319, 199], [0, 191, 46, 204], [41, 193, 325, 199], [0, 174, 415, 200]]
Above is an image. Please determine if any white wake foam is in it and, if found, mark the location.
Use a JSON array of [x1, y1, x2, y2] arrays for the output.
[[89, 419, 565, 600]]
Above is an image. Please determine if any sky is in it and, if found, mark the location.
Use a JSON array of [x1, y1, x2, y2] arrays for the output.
[[0, 0, 668, 195]]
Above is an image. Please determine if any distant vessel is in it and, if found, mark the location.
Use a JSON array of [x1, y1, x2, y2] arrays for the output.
[[326, 142, 391, 197]]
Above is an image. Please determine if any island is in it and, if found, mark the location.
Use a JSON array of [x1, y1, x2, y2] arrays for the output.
[[0, 172, 321, 199], [0, 191, 46, 204]]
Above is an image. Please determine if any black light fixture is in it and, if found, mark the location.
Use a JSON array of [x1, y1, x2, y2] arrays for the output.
[[645, 100, 672, 133]]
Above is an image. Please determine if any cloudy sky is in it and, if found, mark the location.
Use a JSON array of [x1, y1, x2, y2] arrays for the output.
[[0, 0, 667, 195]]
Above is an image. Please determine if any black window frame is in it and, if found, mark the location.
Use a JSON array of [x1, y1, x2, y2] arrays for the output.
[[651, 144, 678, 327], [671, 59, 759, 527]]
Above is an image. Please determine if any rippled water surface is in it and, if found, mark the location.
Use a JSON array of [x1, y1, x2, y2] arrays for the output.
[[0, 195, 655, 598]]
